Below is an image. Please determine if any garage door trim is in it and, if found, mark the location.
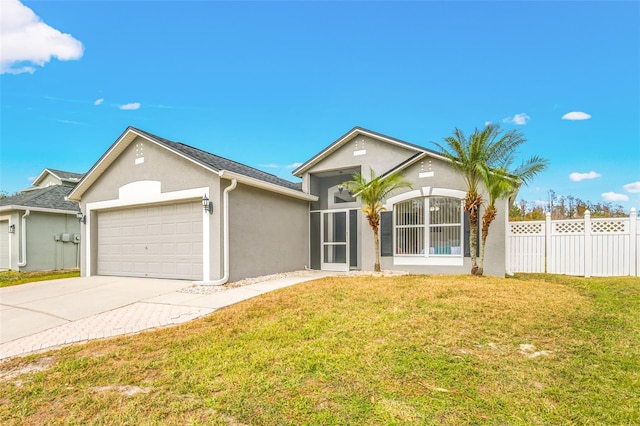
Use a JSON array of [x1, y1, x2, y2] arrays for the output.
[[85, 183, 211, 280]]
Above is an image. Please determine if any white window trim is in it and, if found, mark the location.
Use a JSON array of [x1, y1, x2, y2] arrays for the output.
[[391, 194, 464, 266]]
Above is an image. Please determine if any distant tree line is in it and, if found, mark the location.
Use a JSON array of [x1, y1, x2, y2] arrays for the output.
[[510, 189, 627, 221]]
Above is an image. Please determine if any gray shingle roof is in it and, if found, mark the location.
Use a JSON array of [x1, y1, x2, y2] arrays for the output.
[[46, 168, 84, 183], [131, 127, 302, 191], [0, 185, 79, 211]]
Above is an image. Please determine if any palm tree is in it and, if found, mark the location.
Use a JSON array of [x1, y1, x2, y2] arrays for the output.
[[477, 156, 548, 275], [346, 168, 412, 272], [434, 125, 527, 275]]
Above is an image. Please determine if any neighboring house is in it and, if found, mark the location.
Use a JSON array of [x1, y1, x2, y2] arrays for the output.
[[68, 126, 509, 282], [0, 169, 84, 271]]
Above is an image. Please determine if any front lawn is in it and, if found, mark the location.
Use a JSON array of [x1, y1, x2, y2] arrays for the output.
[[1, 274, 638, 425], [0, 269, 80, 288]]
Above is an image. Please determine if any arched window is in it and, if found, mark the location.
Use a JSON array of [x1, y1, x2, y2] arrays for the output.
[[394, 197, 463, 256]]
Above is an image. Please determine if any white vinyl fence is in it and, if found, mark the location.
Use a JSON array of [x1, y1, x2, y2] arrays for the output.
[[507, 208, 639, 277]]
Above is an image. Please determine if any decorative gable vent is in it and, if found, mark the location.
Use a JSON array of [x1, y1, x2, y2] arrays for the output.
[[354, 138, 366, 156], [135, 142, 145, 165]]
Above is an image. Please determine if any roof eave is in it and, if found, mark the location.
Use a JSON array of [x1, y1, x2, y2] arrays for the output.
[[31, 168, 58, 187], [0, 205, 78, 215], [292, 127, 442, 177], [219, 170, 318, 202], [68, 127, 221, 201]]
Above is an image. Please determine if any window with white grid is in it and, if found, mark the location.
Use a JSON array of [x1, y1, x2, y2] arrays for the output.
[[394, 197, 462, 256], [395, 199, 424, 254], [428, 197, 462, 255]]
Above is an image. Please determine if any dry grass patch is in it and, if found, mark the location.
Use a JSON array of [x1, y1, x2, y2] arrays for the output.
[[0, 269, 80, 287], [1, 274, 638, 425]]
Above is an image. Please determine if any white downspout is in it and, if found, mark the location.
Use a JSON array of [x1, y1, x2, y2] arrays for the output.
[[198, 176, 237, 285], [17, 210, 30, 267]]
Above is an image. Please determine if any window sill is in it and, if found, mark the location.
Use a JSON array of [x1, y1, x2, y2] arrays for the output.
[[393, 256, 464, 266]]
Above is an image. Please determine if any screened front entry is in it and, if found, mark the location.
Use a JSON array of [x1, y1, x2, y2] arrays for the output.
[[310, 210, 359, 272]]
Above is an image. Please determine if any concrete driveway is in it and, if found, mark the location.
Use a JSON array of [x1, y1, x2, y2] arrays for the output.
[[0, 271, 333, 360]]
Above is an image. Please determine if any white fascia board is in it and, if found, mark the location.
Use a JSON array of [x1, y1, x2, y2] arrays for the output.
[[31, 168, 55, 187], [382, 150, 457, 179], [292, 128, 360, 176], [67, 130, 138, 201], [67, 128, 220, 202], [218, 170, 318, 201], [0, 205, 78, 215], [293, 128, 430, 176]]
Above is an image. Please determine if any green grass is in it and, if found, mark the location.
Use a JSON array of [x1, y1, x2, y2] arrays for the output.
[[0, 269, 80, 288], [1, 274, 638, 425]]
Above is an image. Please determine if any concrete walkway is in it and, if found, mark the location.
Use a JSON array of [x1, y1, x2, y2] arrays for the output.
[[0, 271, 334, 360]]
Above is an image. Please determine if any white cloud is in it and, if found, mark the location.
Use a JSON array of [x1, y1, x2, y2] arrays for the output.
[[503, 113, 530, 125], [623, 181, 640, 193], [57, 119, 86, 125], [259, 162, 303, 170], [602, 192, 629, 202], [119, 102, 141, 110], [562, 111, 591, 120], [0, 0, 83, 74], [569, 171, 601, 182], [484, 121, 492, 127], [94, 98, 104, 106]]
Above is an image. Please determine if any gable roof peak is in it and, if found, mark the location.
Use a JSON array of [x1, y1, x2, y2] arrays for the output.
[[32, 167, 85, 187], [292, 126, 443, 177], [69, 126, 306, 201]]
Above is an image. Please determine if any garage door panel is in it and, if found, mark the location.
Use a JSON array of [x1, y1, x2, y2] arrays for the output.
[[97, 201, 203, 280], [162, 223, 176, 235], [161, 243, 177, 255]]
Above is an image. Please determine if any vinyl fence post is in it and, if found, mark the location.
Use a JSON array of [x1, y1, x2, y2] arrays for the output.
[[545, 212, 552, 274], [630, 208, 637, 277], [584, 210, 592, 278]]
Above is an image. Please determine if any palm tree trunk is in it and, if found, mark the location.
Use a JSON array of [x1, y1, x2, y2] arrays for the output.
[[469, 220, 478, 275], [478, 205, 497, 276], [466, 192, 482, 275], [373, 226, 381, 272]]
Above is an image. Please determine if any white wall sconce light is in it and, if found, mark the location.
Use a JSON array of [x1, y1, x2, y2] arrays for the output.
[[8, 224, 15, 233]]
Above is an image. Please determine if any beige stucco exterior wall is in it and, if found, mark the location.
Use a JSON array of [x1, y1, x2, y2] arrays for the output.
[[376, 156, 507, 276], [78, 136, 222, 279], [301, 132, 509, 277], [227, 182, 310, 282], [304, 135, 420, 178]]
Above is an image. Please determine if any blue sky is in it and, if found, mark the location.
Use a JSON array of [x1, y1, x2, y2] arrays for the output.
[[1, 0, 639, 212]]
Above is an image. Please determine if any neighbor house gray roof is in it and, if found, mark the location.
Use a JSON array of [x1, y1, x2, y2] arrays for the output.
[[46, 169, 84, 183], [32, 168, 84, 187], [132, 127, 301, 191], [0, 185, 79, 212]]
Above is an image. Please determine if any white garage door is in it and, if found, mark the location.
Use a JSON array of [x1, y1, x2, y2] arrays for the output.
[[0, 220, 9, 270], [97, 201, 203, 280]]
